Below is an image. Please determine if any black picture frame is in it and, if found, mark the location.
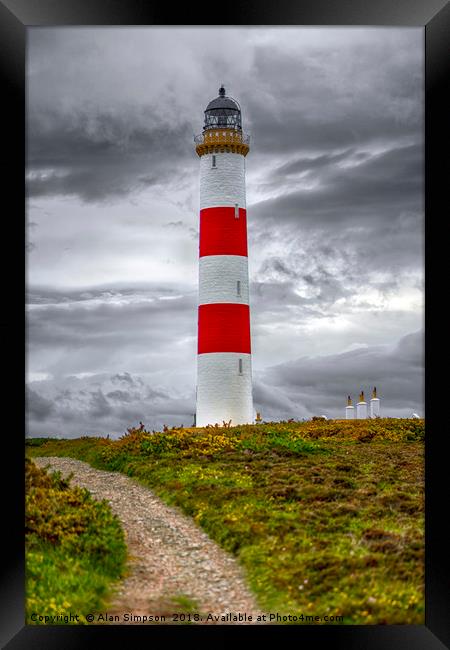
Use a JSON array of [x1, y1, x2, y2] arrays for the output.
[[3, 0, 448, 647]]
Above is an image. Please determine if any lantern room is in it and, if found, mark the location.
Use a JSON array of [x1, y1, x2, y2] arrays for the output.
[[203, 85, 242, 131]]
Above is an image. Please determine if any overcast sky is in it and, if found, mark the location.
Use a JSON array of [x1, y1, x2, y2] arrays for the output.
[[26, 27, 424, 437]]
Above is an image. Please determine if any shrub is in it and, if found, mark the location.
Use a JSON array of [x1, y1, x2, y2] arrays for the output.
[[25, 459, 127, 623]]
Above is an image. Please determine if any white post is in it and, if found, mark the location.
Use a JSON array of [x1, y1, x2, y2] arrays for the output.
[[356, 391, 367, 419], [370, 398, 380, 418], [369, 387, 380, 418], [345, 395, 355, 419]]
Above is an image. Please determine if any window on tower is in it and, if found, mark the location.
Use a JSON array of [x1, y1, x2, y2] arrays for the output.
[[238, 358, 243, 375], [234, 203, 239, 219], [211, 155, 216, 168], [236, 280, 241, 296]]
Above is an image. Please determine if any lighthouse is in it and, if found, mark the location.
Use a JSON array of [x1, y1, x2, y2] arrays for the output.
[[194, 86, 253, 427]]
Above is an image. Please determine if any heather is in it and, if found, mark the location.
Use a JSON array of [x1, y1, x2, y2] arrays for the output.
[[25, 458, 127, 624], [27, 418, 424, 624]]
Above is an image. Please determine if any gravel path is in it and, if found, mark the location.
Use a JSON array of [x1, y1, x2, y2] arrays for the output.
[[33, 457, 264, 625]]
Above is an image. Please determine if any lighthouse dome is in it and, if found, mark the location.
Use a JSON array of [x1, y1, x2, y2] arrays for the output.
[[204, 85, 242, 131]]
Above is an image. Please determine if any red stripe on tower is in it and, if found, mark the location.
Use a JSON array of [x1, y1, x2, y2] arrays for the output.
[[198, 303, 251, 354], [200, 207, 248, 257]]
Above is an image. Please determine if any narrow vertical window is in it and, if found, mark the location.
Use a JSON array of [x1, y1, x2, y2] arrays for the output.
[[234, 203, 239, 219], [238, 358, 243, 375], [236, 280, 241, 296], [211, 154, 216, 168]]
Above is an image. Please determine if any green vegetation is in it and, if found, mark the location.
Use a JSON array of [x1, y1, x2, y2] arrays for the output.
[[25, 458, 127, 624], [27, 418, 424, 624]]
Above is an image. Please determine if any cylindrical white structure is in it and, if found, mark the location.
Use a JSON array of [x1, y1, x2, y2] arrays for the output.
[[346, 405, 355, 419], [356, 401, 368, 419], [194, 86, 253, 427], [370, 398, 380, 418]]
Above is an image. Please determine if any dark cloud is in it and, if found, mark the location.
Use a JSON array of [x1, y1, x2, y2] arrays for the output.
[[274, 150, 359, 177], [26, 284, 184, 305], [26, 285, 197, 379], [27, 299, 196, 351], [395, 329, 424, 368], [26, 387, 54, 421], [250, 143, 423, 230], [26, 108, 194, 202], [111, 372, 144, 387], [247, 146, 423, 311], [242, 33, 422, 156], [145, 387, 169, 400], [26, 372, 196, 438], [88, 389, 113, 418], [26, 29, 423, 204], [254, 330, 424, 420], [106, 390, 134, 402]]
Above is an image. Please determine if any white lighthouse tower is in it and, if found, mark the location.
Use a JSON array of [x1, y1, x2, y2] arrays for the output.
[[194, 86, 253, 427]]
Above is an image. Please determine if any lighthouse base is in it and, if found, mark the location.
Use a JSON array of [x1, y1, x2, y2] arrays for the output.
[[196, 352, 253, 427]]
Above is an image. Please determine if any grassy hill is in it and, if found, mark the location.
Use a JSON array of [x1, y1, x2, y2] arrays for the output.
[[27, 418, 424, 624]]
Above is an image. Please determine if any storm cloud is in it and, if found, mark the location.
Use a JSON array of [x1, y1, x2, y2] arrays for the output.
[[26, 372, 195, 438], [254, 329, 424, 421], [27, 107, 193, 202]]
